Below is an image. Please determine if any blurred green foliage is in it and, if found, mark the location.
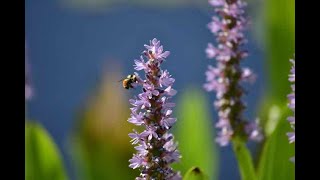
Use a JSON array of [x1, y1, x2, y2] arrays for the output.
[[173, 88, 218, 180], [264, 0, 295, 102], [183, 167, 209, 180], [69, 63, 139, 180], [232, 139, 257, 180], [257, 113, 295, 180], [255, 95, 294, 180], [25, 121, 68, 180], [254, 1, 295, 179]]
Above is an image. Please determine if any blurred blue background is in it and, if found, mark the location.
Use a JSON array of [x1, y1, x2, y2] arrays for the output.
[[25, 0, 266, 179]]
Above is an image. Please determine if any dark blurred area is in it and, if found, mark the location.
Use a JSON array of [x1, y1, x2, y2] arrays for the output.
[[25, 0, 266, 179]]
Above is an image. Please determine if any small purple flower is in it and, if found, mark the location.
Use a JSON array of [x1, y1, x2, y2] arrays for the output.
[[159, 70, 175, 87], [206, 43, 219, 59], [289, 59, 295, 82], [140, 127, 159, 141], [287, 55, 295, 162], [128, 38, 181, 180], [164, 86, 177, 96], [208, 17, 222, 33], [287, 132, 295, 143], [241, 68, 256, 83], [216, 127, 233, 146], [134, 142, 149, 156], [129, 130, 144, 145], [128, 111, 145, 126], [245, 119, 263, 142], [134, 56, 148, 71], [143, 38, 170, 62], [161, 117, 177, 130], [204, 0, 263, 146], [129, 155, 148, 169], [209, 0, 224, 6]]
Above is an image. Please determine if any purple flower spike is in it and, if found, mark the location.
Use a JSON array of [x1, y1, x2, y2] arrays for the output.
[[204, 0, 263, 146], [128, 38, 181, 180], [287, 55, 295, 162]]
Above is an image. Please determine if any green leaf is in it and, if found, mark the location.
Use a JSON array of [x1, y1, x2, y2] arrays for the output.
[[25, 121, 68, 180], [183, 167, 209, 180], [173, 87, 218, 180], [257, 116, 295, 180], [232, 139, 257, 180], [264, 0, 295, 102]]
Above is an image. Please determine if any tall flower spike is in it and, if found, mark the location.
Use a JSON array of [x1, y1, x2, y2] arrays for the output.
[[287, 55, 295, 162], [204, 0, 262, 146], [128, 38, 181, 180]]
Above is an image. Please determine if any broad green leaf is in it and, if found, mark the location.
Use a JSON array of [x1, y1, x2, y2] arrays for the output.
[[183, 167, 209, 180], [257, 116, 295, 180], [232, 139, 257, 180], [25, 121, 68, 180], [173, 87, 218, 180], [264, 0, 295, 102]]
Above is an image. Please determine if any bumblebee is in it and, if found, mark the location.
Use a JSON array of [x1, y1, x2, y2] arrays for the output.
[[120, 74, 137, 89]]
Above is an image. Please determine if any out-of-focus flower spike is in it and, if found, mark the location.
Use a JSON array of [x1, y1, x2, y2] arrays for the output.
[[204, 0, 263, 146]]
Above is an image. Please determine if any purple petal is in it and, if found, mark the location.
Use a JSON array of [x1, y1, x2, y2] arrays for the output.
[[209, 0, 224, 6], [287, 132, 295, 143], [206, 43, 218, 59], [164, 86, 177, 96], [129, 155, 146, 169], [134, 57, 147, 71]]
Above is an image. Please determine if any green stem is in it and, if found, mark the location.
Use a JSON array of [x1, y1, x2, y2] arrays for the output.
[[232, 139, 257, 180]]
